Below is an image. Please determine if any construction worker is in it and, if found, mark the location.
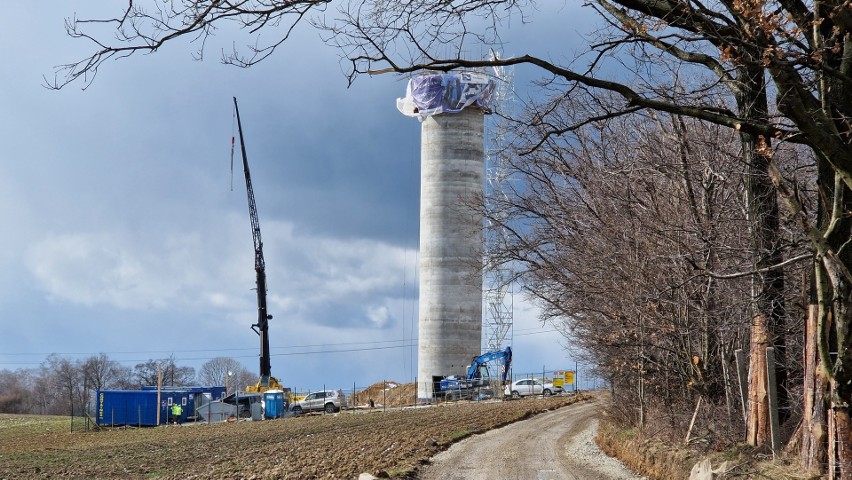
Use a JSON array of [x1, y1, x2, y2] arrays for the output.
[[171, 402, 183, 426]]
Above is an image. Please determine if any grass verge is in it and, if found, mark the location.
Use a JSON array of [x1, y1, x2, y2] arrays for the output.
[[595, 420, 813, 479]]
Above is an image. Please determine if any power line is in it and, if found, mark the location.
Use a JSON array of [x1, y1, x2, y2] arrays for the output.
[[0, 329, 559, 367], [0, 338, 414, 357], [0, 330, 557, 357], [515, 329, 559, 337], [0, 342, 419, 366]]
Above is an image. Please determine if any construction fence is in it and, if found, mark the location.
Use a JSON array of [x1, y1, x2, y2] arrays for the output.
[[295, 367, 598, 410]]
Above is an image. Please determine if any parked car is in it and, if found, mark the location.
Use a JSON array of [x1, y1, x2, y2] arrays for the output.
[[504, 379, 558, 398], [290, 389, 347, 414], [196, 392, 263, 421]]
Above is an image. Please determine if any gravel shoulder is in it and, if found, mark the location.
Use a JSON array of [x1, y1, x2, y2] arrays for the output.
[[417, 398, 645, 480]]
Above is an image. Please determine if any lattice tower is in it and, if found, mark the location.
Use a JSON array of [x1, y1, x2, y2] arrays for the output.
[[483, 54, 515, 354]]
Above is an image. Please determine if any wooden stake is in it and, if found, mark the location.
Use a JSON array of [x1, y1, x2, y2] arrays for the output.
[[766, 347, 781, 454], [685, 396, 703, 445], [735, 349, 748, 427], [156, 364, 162, 426]]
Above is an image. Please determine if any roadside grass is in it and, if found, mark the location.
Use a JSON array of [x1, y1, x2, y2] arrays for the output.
[[596, 419, 812, 479], [443, 429, 472, 443]]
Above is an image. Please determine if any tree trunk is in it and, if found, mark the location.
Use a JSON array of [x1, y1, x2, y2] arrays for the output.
[[813, 161, 852, 479], [836, 405, 852, 480], [738, 63, 788, 446], [801, 8, 852, 475], [827, 273, 852, 479], [769, 157, 852, 478], [801, 302, 828, 473], [747, 314, 770, 445]]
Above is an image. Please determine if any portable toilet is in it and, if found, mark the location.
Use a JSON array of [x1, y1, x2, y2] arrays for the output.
[[264, 390, 284, 419]]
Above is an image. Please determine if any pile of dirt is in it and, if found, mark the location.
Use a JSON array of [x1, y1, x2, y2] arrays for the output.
[[350, 381, 417, 408], [0, 394, 590, 479]]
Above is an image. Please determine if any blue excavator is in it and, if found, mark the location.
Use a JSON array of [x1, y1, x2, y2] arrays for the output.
[[439, 346, 512, 400]]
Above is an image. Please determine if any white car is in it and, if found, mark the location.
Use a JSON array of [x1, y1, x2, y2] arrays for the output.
[[504, 379, 557, 398], [291, 390, 347, 414]]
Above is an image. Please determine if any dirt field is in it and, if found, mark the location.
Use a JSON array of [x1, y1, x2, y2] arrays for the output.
[[0, 393, 589, 479]]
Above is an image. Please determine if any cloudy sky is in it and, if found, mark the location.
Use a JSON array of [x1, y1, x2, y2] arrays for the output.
[[1, 2, 593, 392]]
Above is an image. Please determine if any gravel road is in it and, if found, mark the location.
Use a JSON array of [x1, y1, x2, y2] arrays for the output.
[[417, 398, 646, 480]]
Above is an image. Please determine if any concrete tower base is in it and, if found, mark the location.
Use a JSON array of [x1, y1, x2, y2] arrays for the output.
[[417, 108, 485, 401]]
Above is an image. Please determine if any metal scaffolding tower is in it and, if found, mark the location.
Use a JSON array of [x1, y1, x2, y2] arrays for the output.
[[483, 56, 515, 353]]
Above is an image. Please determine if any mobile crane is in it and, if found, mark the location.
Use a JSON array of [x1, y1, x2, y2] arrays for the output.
[[438, 346, 512, 400], [232, 97, 283, 394]]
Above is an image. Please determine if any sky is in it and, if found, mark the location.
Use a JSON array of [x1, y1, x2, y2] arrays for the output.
[[0, 2, 596, 393]]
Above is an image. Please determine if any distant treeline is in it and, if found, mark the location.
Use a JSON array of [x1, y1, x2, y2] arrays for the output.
[[0, 354, 254, 415]]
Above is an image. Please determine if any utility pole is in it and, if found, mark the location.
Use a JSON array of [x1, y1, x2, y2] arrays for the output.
[[156, 363, 162, 426], [575, 360, 578, 393]]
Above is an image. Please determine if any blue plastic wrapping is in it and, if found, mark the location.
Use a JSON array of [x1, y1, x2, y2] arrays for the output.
[[397, 72, 495, 120]]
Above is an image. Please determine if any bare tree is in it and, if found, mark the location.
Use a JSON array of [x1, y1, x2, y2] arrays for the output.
[[197, 357, 253, 394], [47, 1, 329, 89], [0, 355, 142, 415], [0, 369, 33, 414], [30, 368, 57, 415], [487, 109, 767, 434], [82, 353, 132, 391], [235, 368, 259, 391], [43, 354, 86, 415], [134, 355, 196, 387], [133, 359, 161, 387], [485, 106, 816, 447], [51, 0, 851, 474]]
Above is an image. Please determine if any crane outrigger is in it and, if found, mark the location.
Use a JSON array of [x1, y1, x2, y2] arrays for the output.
[[232, 97, 283, 393]]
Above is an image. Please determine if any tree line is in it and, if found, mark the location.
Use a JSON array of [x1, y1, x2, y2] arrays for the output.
[[485, 105, 813, 443], [0, 354, 254, 416]]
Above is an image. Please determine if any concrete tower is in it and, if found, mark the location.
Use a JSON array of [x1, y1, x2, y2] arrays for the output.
[[398, 73, 494, 401]]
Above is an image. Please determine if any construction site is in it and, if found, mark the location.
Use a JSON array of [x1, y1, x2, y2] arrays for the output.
[[0, 394, 590, 479], [87, 73, 574, 429], [0, 73, 595, 479], [7, 0, 850, 477]]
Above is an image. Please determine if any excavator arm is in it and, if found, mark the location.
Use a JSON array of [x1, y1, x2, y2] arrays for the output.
[[466, 346, 513, 384]]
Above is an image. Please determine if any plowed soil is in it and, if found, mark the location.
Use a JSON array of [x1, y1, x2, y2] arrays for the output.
[[0, 393, 588, 479]]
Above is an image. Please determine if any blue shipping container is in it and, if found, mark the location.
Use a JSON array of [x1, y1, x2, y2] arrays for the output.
[[97, 390, 161, 426], [97, 389, 208, 426]]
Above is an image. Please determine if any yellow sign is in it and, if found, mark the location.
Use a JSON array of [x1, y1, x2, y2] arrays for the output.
[[564, 371, 575, 384], [553, 378, 564, 387]]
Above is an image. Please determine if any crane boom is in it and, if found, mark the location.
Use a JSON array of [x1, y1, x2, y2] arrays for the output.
[[233, 97, 280, 392]]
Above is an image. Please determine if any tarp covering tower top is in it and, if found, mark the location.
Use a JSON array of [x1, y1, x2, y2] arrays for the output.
[[397, 72, 496, 120]]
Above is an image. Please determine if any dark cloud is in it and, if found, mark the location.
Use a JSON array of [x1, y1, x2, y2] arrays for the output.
[[0, 3, 583, 389]]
